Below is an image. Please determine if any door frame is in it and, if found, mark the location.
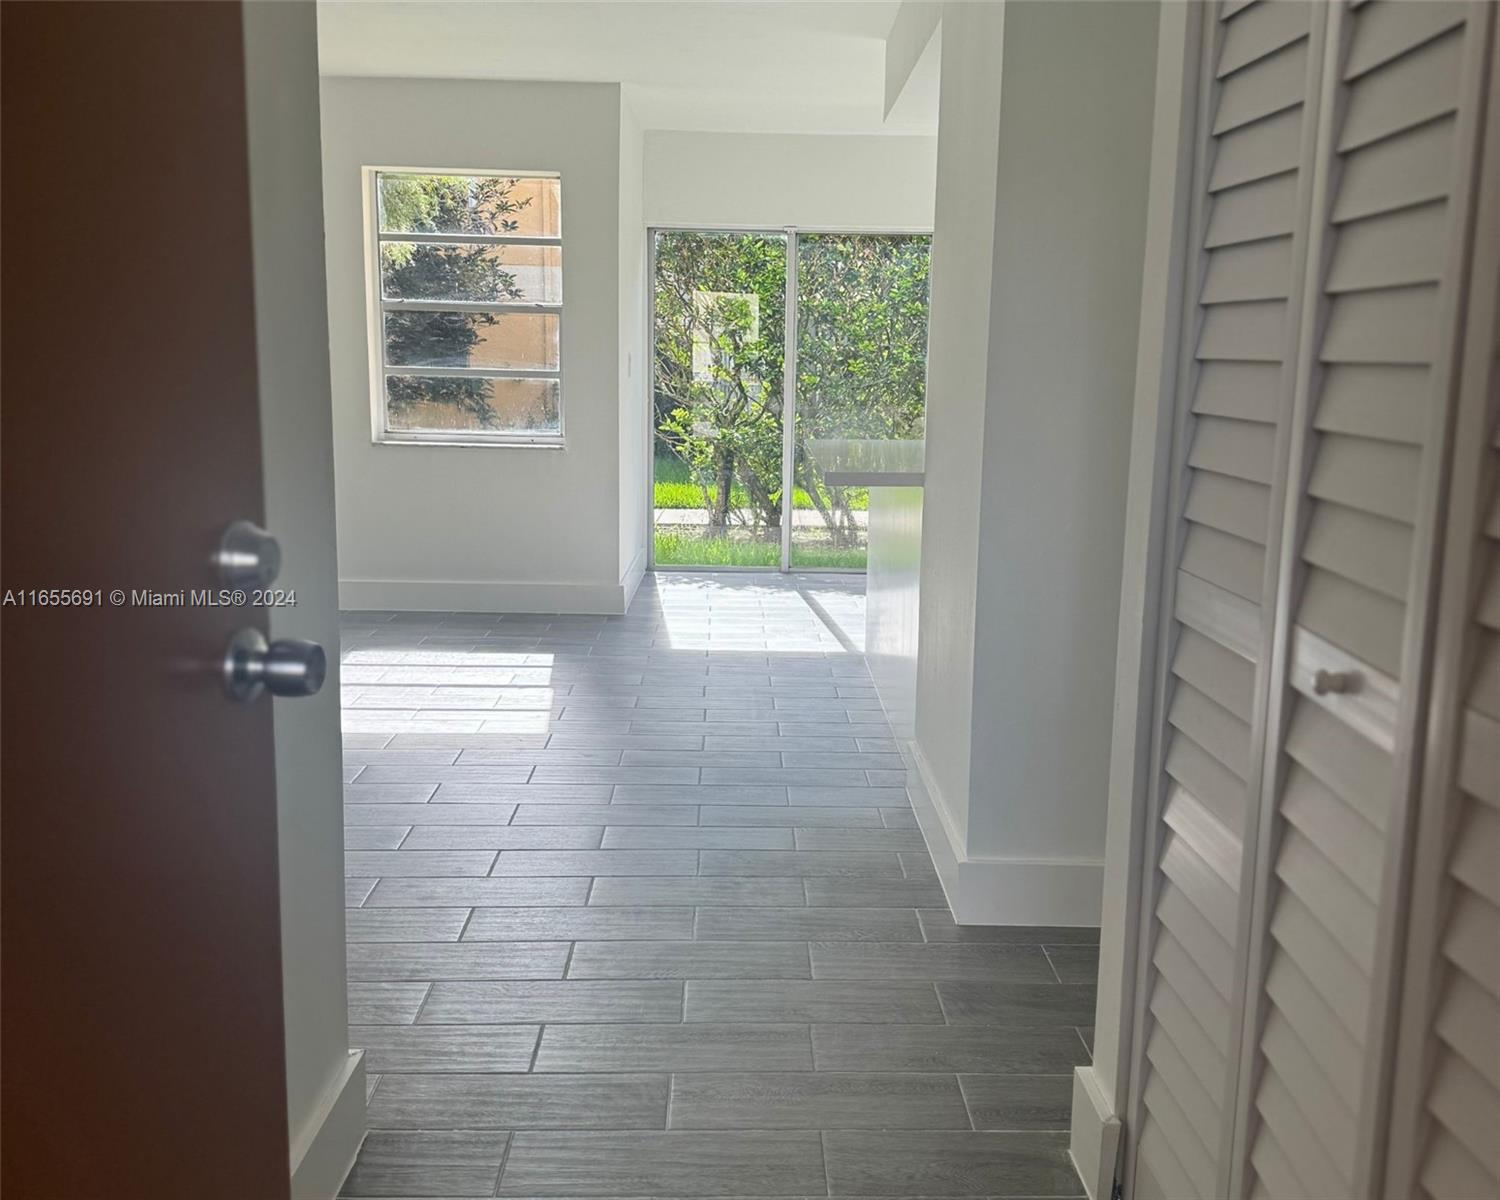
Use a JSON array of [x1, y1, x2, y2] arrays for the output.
[[644, 223, 933, 575], [1065, 5, 1201, 1197]]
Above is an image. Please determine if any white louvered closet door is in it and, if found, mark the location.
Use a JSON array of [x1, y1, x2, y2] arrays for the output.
[[1231, 3, 1494, 1199], [1125, 3, 1326, 1198], [1383, 31, 1500, 1200]]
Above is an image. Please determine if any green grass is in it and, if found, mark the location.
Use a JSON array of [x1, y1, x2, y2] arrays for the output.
[[653, 531, 779, 567], [653, 452, 866, 512], [653, 530, 867, 570]]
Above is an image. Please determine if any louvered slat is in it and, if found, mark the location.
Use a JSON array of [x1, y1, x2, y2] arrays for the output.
[[1245, 5, 1488, 1198], [1342, 0, 1465, 80], [1314, 363, 1429, 445], [1330, 115, 1454, 223], [1130, 6, 1318, 1196], [1338, 25, 1463, 151], [1325, 200, 1448, 294]]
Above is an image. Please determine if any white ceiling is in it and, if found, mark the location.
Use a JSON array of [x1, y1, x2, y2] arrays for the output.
[[316, 1, 938, 135]]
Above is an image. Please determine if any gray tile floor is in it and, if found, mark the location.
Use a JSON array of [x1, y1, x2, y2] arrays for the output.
[[339, 572, 1097, 1198]]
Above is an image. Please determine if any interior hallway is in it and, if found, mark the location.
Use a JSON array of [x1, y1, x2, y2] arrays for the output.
[[339, 572, 1099, 1197]]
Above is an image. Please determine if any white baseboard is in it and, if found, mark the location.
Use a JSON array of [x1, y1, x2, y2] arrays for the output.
[[339, 577, 633, 615], [906, 745, 1105, 927], [1069, 1064, 1122, 1200], [290, 1049, 366, 1200], [619, 546, 647, 611]]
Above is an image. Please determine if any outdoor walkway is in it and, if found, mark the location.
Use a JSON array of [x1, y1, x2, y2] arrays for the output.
[[653, 508, 870, 527], [338, 572, 1096, 1197]]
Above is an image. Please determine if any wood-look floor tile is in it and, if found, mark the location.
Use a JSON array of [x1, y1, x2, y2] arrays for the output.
[[431, 784, 613, 805], [670, 1071, 969, 1129], [340, 1129, 510, 1197], [935, 981, 1099, 1026], [364, 878, 591, 908], [346, 908, 471, 943], [347, 877, 378, 907], [695, 906, 923, 942], [345, 826, 413, 850], [600, 826, 794, 849], [366, 1072, 669, 1130], [792, 827, 926, 851], [402, 825, 604, 850], [511, 803, 697, 826], [350, 1024, 539, 1073], [788, 786, 909, 807], [360, 765, 534, 784], [496, 1130, 826, 1197], [612, 785, 788, 806], [684, 980, 944, 1024], [700, 805, 885, 828], [491, 849, 698, 877], [958, 1074, 1074, 1130], [346, 851, 496, 878], [348, 942, 569, 982], [349, 982, 431, 1025], [463, 906, 693, 941], [810, 942, 1056, 982], [345, 783, 439, 804], [703, 767, 870, 786], [346, 803, 517, 826], [587, 876, 805, 907], [567, 941, 811, 980], [917, 911, 1102, 944], [899, 851, 939, 881], [618, 749, 782, 768], [699, 850, 902, 878], [533, 1023, 812, 1072], [812, 1024, 1089, 1073], [1043, 944, 1101, 984], [420, 981, 684, 1025], [339, 587, 1087, 1200], [822, 1130, 1080, 1196]]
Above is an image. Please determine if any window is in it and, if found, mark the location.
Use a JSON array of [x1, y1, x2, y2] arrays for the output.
[[370, 170, 563, 444]]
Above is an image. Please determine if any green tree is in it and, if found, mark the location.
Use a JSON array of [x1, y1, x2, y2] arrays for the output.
[[379, 174, 532, 428], [794, 234, 930, 545], [653, 232, 787, 534], [651, 230, 930, 549]]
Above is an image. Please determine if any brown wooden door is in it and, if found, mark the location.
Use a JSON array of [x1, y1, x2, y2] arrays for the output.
[[2, 4, 291, 1197]]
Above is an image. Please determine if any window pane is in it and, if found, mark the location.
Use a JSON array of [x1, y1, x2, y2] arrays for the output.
[[385, 376, 560, 436], [384, 310, 560, 371], [378, 173, 561, 238], [380, 243, 562, 304], [790, 233, 930, 570]]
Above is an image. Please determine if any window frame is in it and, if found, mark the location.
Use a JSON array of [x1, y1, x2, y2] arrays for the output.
[[364, 166, 565, 448]]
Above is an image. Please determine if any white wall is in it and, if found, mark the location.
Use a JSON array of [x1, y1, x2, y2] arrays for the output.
[[619, 101, 647, 596], [321, 77, 636, 613], [243, 4, 363, 1195], [967, 0, 1158, 859], [911, 0, 1006, 854], [644, 131, 936, 230], [913, 0, 1158, 925]]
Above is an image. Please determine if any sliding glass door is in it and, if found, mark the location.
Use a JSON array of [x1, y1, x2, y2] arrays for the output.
[[651, 230, 787, 568], [650, 228, 929, 571], [791, 233, 930, 568]]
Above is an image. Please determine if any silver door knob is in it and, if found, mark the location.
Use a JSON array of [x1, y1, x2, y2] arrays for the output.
[[215, 520, 281, 587], [223, 628, 326, 702]]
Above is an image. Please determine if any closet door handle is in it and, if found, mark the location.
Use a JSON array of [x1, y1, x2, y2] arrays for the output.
[[1312, 669, 1359, 696]]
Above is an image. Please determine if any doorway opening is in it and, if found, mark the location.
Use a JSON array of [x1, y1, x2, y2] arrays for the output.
[[648, 227, 931, 572]]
